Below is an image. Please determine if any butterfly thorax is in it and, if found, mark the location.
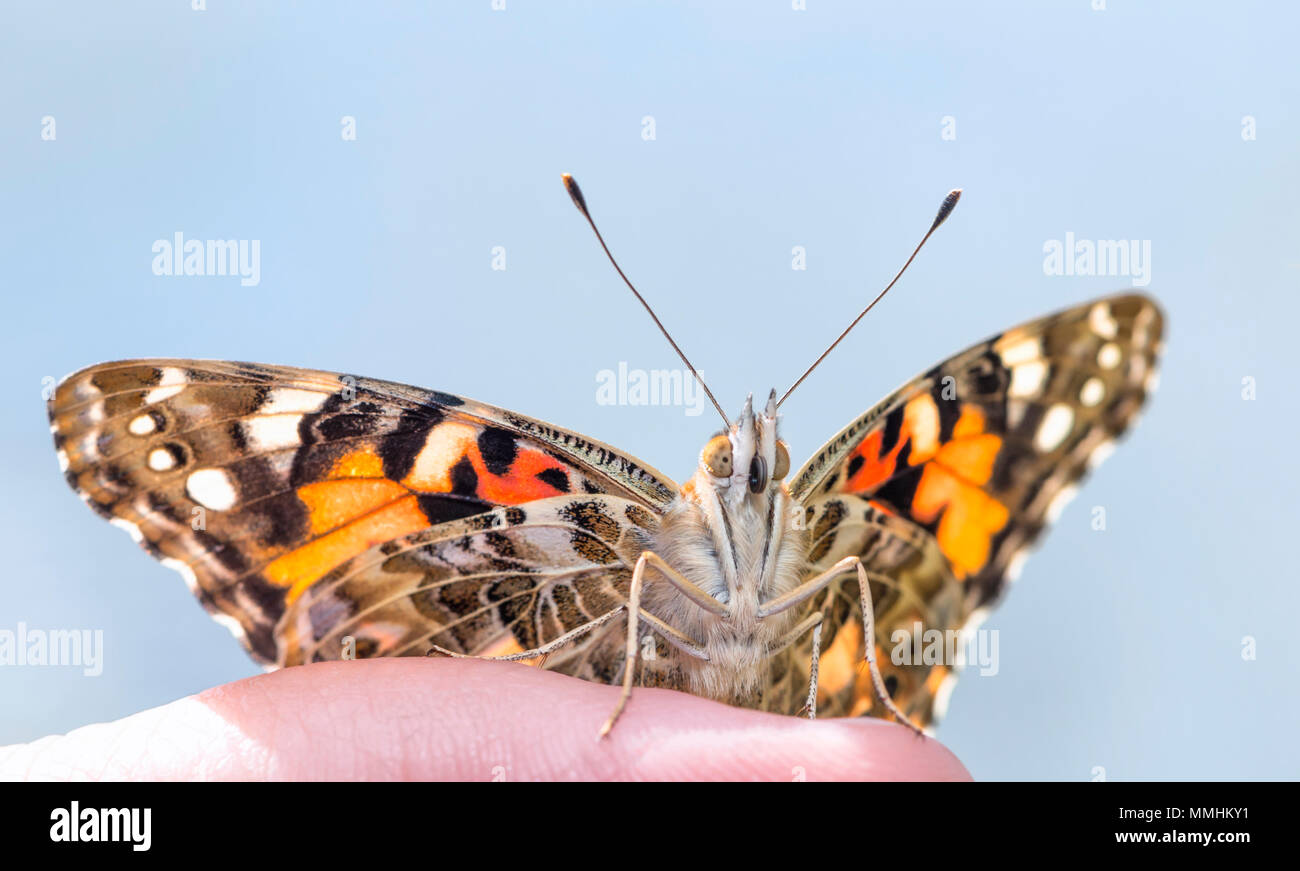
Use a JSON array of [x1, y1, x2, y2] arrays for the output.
[[638, 394, 810, 705]]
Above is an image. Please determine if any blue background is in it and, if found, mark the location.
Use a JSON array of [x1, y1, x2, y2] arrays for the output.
[[1, 1, 1296, 780]]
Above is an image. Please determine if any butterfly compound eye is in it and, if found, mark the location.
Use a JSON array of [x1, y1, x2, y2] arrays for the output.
[[748, 455, 768, 493], [773, 441, 790, 480], [702, 435, 733, 477]]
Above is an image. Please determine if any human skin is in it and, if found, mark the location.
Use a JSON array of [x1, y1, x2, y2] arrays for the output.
[[0, 659, 971, 781]]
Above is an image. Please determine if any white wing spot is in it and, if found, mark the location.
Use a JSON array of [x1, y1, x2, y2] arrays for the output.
[[145, 384, 183, 404], [210, 612, 251, 648], [78, 432, 101, 460], [145, 367, 187, 405], [1009, 361, 1048, 398], [110, 517, 145, 544], [161, 557, 200, 593], [1079, 377, 1105, 407], [128, 414, 157, 436], [1004, 548, 1030, 584], [998, 335, 1041, 367], [1086, 439, 1117, 472], [262, 388, 329, 415], [962, 607, 992, 638], [187, 468, 238, 511], [1089, 302, 1118, 339], [931, 671, 961, 724], [1097, 342, 1122, 369], [148, 447, 178, 471], [245, 414, 304, 451], [1044, 483, 1079, 524], [1034, 403, 1074, 452]]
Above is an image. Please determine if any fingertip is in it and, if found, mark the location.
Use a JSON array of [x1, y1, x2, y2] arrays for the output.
[[2, 659, 971, 781]]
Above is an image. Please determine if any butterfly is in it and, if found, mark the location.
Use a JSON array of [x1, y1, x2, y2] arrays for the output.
[[47, 178, 1163, 737]]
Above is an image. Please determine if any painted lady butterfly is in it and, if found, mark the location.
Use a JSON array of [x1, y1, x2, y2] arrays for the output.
[[47, 178, 1163, 736]]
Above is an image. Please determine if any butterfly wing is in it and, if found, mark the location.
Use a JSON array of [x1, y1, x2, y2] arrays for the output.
[[766, 495, 966, 725], [785, 293, 1164, 726], [49, 360, 674, 666], [279, 494, 659, 672]]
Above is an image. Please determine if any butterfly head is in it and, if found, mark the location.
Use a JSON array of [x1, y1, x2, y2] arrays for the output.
[[698, 390, 790, 500]]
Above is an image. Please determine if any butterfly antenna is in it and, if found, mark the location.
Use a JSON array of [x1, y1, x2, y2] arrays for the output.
[[777, 189, 962, 408], [563, 173, 731, 427]]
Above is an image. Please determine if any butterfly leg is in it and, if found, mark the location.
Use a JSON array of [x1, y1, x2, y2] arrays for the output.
[[599, 550, 722, 739], [758, 556, 923, 735], [848, 559, 924, 736], [768, 610, 825, 718], [806, 621, 823, 718], [427, 606, 628, 662]]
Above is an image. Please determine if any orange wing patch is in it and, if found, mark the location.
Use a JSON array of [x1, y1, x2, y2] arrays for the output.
[[912, 465, 1009, 579], [266, 495, 429, 602], [843, 399, 1009, 580], [267, 422, 591, 603], [297, 478, 409, 536], [330, 447, 385, 478], [844, 394, 943, 491], [911, 404, 1008, 579], [265, 425, 588, 605], [476, 446, 573, 504], [401, 420, 574, 504]]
